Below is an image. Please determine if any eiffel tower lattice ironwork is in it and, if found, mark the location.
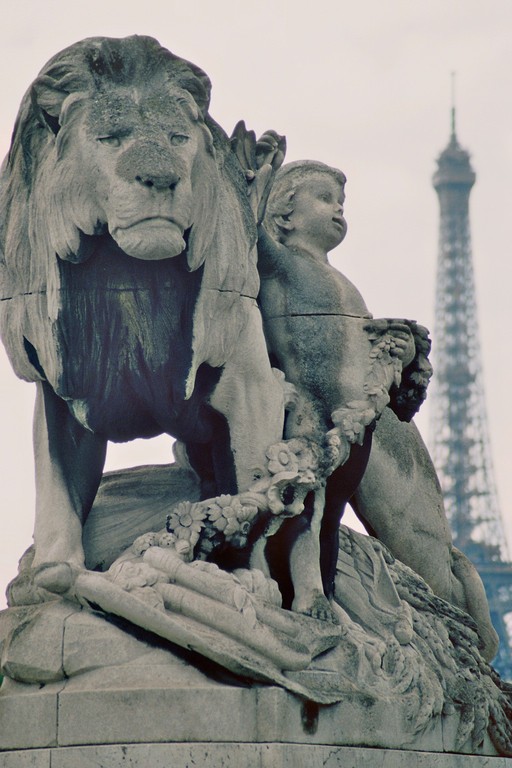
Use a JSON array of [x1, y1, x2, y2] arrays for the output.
[[429, 103, 512, 680]]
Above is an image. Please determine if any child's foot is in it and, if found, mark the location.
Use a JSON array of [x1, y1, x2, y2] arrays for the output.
[[294, 590, 340, 624]]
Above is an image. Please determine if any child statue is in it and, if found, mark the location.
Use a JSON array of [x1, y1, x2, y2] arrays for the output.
[[245, 147, 497, 663], [256, 159, 424, 619]]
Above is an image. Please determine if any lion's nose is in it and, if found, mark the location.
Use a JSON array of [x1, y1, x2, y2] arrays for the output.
[[135, 171, 180, 191], [116, 142, 182, 190]]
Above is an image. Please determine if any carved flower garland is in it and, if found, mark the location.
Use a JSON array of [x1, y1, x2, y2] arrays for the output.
[[264, 437, 322, 516], [206, 495, 254, 537], [164, 436, 326, 558], [329, 323, 410, 458], [163, 319, 431, 564], [166, 495, 260, 558]]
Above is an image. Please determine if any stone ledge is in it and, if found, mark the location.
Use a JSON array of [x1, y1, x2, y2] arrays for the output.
[[0, 673, 501, 757], [0, 743, 510, 768]]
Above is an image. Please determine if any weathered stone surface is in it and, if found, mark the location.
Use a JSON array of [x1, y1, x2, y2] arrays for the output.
[[0, 34, 284, 586], [84, 464, 201, 571], [258, 686, 445, 752], [58, 667, 257, 746], [62, 606, 177, 677], [0, 678, 61, 750], [0, 34, 509, 761], [0, 663, 502, 756], [1, 602, 75, 683], [0, 606, 34, 660], [2, 523, 511, 754], [0, 751, 50, 768], [0, 744, 509, 768], [50, 744, 264, 768]]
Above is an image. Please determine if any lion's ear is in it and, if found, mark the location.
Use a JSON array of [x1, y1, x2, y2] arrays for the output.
[[31, 76, 68, 135], [173, 71, 211, 118]]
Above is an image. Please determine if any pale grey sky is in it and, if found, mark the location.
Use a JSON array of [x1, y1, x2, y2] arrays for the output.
[[1, 0, 511, 607]]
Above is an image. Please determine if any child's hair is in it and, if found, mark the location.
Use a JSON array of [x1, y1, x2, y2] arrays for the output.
[[264, 160, 346, 243]]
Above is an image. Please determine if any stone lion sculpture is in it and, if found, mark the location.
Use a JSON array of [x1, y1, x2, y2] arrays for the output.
[[0, 36, 498, 666], [0, 36, 283, 581]]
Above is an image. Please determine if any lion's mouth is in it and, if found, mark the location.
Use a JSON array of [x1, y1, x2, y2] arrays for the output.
[[110, 217, 189, 261], [112, 216, 185, 234]]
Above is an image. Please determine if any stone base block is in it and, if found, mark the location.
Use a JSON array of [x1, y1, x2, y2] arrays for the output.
[[0, 597, 506, 760], [0, 743, 510, 768], [0, 670, 502, 759]]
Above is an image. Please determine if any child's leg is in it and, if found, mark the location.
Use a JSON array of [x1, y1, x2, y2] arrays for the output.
[[289, 486, 338, 621]]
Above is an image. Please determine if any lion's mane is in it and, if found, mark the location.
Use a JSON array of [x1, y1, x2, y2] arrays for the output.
[[0, 37, 258, 416]]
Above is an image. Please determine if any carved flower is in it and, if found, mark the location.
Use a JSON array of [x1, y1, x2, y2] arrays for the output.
[[344, 419, 365, 443], [287, 438, 320, 473], [157, 531, 176, 548], [207, 495, 258, 542], [369, 336, 393, 358], [166, 501, 206, 545], [207, 494, 237, 533], [229, 504, 259, 547], [267, 471, 305, 516], [323, 430, 350, 471], [131, 532, 159, 556], [266, 442, 299, 475], [363, 383, 387, 397], [297, 469, 317, 485], [108, 560, 167, 591], [237, 504, 259, 532], [326, 432, 341, 450], [331, 404, 376, 444]]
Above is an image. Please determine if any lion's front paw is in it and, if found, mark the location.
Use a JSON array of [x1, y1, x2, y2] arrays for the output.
[[32, 562, 77, 595]]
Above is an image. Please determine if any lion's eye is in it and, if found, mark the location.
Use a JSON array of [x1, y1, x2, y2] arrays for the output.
[[98, 136, 121, 147], [170, 134, 189, 146]]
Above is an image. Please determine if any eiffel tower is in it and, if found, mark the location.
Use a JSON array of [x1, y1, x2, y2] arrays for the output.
[[429, 96, 512, 679]]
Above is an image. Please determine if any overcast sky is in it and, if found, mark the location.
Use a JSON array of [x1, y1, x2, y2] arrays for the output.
[[1, 0, 511, 608]]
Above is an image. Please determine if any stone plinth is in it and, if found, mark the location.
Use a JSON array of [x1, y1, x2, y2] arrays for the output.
[[0, 567, 507, 762], [0, 656, 502, 761], [0, 744, 510, 767]]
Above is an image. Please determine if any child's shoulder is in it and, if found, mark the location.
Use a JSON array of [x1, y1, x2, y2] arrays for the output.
[[327, 264, 371, 315]]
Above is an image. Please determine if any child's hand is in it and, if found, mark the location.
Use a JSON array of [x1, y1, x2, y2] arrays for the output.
[[252, 131, 286, 224], [255, 130, 286, 172], [230, 123, 286, 225], [387, 322, 416, 367]]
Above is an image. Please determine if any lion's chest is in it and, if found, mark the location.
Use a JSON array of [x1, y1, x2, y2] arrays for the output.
[[53, 246, 210, 441]]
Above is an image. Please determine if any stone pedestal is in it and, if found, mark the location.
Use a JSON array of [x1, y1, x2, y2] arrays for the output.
[[0, 744, 510, 768], [1, 540, 509, 765], [0, 646, 504, 765]]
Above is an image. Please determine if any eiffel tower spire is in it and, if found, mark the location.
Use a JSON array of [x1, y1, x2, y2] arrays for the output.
[[429, 95, 512, 679]]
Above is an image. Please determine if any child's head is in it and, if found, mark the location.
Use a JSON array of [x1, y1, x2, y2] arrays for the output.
[[264, 160, 347, 248]]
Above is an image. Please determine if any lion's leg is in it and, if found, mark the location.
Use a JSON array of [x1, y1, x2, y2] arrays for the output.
[[351, 408, 498, 660], [208, 304, 284, 492], [32, 381, 107, 571]]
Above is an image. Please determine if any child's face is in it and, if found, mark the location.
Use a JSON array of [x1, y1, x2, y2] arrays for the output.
[[288, 173, 347, 254]]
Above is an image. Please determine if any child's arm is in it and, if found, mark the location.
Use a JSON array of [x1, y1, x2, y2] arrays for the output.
[[257, 224, 292, 279]]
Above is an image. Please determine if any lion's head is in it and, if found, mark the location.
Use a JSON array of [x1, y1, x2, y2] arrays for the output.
[[0, 36, 257, 385]]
